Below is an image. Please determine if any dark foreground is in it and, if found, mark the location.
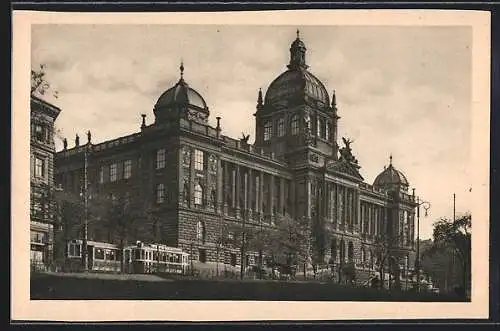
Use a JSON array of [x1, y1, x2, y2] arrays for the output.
[[31, 273, 466, 301]]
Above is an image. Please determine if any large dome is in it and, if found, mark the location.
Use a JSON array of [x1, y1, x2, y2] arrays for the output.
[[264, 69, 330, 106], [263, 30, 330, 108], [373, 157, 409, 190]]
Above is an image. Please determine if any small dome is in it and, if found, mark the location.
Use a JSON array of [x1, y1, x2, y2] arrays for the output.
[[373, 158, 409, 189], [155, 79, 207, 110], [264, 69, 329, 106], [154, 62, 208, 112]]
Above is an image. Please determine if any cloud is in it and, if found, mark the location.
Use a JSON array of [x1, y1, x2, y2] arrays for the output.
[[31, 24, 472, 239]]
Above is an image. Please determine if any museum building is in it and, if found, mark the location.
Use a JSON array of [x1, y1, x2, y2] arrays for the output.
[[54, 31, 418, 273]]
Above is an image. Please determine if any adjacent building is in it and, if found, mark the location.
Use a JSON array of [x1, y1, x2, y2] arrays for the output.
[[30, 95, 61, 270], [54, 32, 418, 278]]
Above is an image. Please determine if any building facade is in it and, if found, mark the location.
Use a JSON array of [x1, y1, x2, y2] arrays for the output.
[[54, 32, 417, 276], [30, 95, 61, 270]]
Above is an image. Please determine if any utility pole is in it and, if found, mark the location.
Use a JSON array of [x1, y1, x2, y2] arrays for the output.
[[453, 193, 456, 223], [413, 189, 430, 292]]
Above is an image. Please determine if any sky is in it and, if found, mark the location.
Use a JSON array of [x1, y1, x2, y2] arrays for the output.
[[31, 24, 473, 239]]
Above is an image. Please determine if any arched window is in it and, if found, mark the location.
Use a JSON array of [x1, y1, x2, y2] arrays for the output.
[[361, 247, 366, 263], [196, 220, 205, 243], [194, 182, 203, 206], [326, 121, 332, 140], [263, 121, 272, 141], [290, 114, 299, 135], [277, 117, 285, 137]]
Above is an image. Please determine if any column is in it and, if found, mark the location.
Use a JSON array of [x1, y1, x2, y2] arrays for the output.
[[231, 167, 236, 211], [189, 147, 195, 208], [244, 171, 248, 214], [290, 179, 296, 218], [279, 177, 285, 215], [269, 175, 275, 218], [368, 204, 372, 235], [223, 161, 229, 215], [306, 177, 311, 219], [248, 168, 253, 219], [356, 190, 361, 233], [259, 172, 264, 218], [235, 165, 241, 218], [217, 157, 223, 214]]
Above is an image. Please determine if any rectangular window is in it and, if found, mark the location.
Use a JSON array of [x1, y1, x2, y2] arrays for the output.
[[30, 231, 45, 244], [105, 249, 116, 261], [264, 121, 272, 141], [194, 149, 204, 171], [95, 248, 105, 260], [277, 118, 285, 137], [68, 242, 81, 257], [99, 166, 105, 184], [34, 124, 45, 142], [124, 160, 132, 179], [199, 249, 207, 263], [110, 163, 117, 182], [34, 157, 45, 178], [156, 148, 166, 169], [156, 183, 165, 204], [230, 253, 237, 266]]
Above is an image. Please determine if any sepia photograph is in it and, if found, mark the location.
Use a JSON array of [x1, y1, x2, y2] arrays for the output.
[[12, 10, 490, 321]]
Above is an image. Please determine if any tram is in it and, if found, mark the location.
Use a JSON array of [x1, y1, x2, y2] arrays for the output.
[[65, 239, 122, 272], [123, 241, 190, 275], [64, 239, 190, 274]]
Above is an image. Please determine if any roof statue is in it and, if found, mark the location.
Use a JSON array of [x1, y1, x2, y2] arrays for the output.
[[240, 133, 250, 144], [339, 137, 358, 164]]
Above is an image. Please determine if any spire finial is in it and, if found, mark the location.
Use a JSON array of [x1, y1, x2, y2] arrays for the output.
[[389, 154, 393, 166], [257, 88, 263, 106], [180, 60, 184, 78], [296, 29, 300, 39]]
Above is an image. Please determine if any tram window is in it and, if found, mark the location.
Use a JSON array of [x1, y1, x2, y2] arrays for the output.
[[105, 249, 115, 261], [95, 248, 105, 260]]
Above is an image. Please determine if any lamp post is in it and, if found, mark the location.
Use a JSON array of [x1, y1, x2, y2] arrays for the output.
[[413, 188, 430, 292]]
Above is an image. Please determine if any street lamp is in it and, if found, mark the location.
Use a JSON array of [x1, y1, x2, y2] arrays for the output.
[[413, 188, 430, 292]]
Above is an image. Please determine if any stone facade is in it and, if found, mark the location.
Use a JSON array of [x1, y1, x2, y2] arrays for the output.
[[54, 32, 418, 274], [30, 95, 61, 270]]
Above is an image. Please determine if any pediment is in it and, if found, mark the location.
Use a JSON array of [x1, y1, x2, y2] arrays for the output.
[[326, 159, 364, 181]]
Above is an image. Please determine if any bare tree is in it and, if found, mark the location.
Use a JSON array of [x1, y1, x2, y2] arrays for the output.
[[372, 233, 402, 288], [31, 64, 59, 99]]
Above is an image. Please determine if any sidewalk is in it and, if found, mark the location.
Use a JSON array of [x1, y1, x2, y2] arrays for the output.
[[38, 271, 171, 282]]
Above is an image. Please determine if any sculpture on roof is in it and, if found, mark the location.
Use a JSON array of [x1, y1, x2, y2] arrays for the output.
[[240, 132, 250, 144], [339, 136, 358, 164]]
